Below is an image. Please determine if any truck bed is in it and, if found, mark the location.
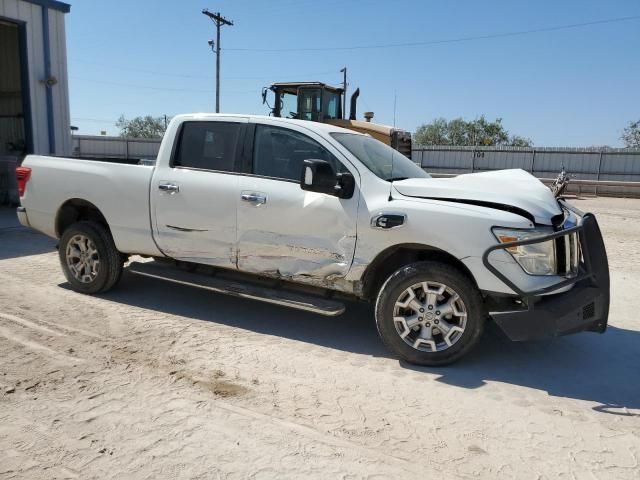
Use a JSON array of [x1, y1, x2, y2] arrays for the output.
[[20, 155, 161, 256]]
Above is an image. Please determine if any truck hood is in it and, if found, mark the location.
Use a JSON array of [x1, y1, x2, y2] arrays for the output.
[[392, 169, 562, 225]]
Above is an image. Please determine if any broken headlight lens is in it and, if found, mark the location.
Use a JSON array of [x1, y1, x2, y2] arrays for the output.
[[492, 227, 556, 275]]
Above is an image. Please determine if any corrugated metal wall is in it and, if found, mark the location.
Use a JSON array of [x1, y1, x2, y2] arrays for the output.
[[72, 135, 162, 160], [414, 145, 640, 180], [47, 1, 71, 155], [413, 145, 640, 196], [0, 0, 71, 156]]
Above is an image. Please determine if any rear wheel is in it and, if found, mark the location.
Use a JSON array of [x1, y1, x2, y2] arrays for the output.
[[58, 221, 123, 294], [375, 261, 485, 366]]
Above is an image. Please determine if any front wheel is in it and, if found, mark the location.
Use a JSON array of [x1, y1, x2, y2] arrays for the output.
[[375, 261, 485, 366], [58, 221, 123, 294]]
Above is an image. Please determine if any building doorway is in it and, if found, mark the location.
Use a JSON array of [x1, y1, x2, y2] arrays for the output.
[[0, 19, 31, 156], [0, 19, 31, 204]]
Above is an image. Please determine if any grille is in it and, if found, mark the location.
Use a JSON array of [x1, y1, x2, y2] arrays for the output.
[[583, 302, 595, 320], [555, 231, 580, 277]]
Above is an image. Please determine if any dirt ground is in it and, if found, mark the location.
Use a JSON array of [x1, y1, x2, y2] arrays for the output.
[[0, 197, 639, 480]]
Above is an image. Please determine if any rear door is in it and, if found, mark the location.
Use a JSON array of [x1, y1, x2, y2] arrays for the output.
[[152, 118, 247, 267], [236, 121, 360, 285]]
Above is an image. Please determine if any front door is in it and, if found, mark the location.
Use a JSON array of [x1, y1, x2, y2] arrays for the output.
[[236, 122, 359, 286], [152, 119, 247, 268]]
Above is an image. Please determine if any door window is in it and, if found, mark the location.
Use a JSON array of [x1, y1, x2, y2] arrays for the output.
[[298, 89, 322, 121], [280, 92, 298, 119], [253, 125, 345, 181], [172, 121, 241, 172], [323, 92, 340, 120]]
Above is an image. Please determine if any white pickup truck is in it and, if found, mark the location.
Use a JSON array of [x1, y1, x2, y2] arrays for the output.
[[16, 114, 610, 365]]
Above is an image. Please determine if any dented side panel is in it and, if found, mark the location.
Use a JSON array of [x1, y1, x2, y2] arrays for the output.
[[236, 176, 359, 289]]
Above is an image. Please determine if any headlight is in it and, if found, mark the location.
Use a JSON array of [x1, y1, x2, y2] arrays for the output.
[[492, 227, 556, 275]]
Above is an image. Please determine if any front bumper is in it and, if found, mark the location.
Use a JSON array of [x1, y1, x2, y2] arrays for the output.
[[483, 204, 610, 341]]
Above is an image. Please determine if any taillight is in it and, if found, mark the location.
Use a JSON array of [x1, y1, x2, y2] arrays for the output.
[[16, 166, 31, 197]]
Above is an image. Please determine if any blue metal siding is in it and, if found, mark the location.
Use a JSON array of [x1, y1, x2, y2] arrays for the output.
[[41, 3, 55, 153], [22, 0, 69, 14]]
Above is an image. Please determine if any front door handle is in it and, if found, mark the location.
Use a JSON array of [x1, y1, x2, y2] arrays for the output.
[[159, 183, 179, 194], [241, 192, 267, 205]]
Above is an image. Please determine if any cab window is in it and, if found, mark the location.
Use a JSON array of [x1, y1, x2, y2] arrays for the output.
[[173, 122, 241, 172], [323, 92, 340, 120], [253, 125, 345, 181], [298, 89, 321, 121]]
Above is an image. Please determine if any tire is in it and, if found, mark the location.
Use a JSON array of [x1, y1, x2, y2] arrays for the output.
[[375, 261, 485, 366], [58, 221, 124, 294]]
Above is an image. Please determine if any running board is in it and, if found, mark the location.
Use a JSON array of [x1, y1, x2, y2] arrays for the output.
[[127, 261, 345, 317]]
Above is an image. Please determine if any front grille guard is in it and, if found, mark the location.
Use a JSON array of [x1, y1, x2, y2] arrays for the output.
[[482, 215, 598, 299]]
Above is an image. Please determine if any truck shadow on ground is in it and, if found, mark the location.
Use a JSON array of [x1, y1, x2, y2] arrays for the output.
[[91, 271, 639, 415], [417, 323, 640, 416], [0, 207, 56, 260], [0, 229, 56, 260]]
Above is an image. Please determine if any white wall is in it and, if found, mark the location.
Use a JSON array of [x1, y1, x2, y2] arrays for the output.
[[0, 0, 71, 155]]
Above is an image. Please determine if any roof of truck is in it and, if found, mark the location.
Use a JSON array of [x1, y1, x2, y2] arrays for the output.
[[172, 113, 364, 135]]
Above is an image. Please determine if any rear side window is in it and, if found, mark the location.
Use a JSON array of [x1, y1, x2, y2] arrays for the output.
[[253, 124, 342, 181], [173, 122, 241, 172]]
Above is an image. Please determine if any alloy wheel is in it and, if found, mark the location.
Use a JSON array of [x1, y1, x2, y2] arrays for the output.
[[393, 281, 467, 352], [65, 234, 100, 283]]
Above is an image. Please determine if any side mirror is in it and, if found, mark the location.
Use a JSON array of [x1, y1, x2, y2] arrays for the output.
[[300, 159, 355, 199]]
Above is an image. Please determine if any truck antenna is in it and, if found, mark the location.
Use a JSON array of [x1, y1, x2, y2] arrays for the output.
[[393, 91, 397, 128], [389, 91, 398, 201]]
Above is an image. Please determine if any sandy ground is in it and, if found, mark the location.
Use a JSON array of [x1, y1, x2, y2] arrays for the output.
[[0, 197, 639, 480]]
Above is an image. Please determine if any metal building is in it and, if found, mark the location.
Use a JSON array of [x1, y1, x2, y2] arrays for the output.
[[0, 0, 71, 203]]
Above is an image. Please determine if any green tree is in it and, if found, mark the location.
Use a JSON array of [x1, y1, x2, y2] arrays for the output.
[[621, 120, 640, 148], [414, 116, 532, 147], [116, 115, 168, 138]]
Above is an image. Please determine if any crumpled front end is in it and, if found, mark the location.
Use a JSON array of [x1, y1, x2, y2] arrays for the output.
[[485, 203, 610, 341]]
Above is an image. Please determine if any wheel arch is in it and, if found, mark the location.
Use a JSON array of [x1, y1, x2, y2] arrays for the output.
[[361, 243, 478, 300], [55, 198, 111, 238]]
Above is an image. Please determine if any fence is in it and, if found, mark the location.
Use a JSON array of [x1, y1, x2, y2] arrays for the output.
[[72, 135, 161, 160], [413, 145, 640, 197]]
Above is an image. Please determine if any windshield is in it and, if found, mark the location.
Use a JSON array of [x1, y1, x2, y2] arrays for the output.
[[331, 133, 430, 182]]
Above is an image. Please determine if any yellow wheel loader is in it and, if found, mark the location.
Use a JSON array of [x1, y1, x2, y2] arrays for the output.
[[262, 82, 412, 158]]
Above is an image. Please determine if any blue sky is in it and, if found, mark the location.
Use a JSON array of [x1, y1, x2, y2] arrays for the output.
[[66, 0, 640, 146]]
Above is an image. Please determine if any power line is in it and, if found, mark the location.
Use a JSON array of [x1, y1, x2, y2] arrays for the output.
[[70, 59, 341, 81], [70, 60, 214, 80], [224, 15, 640, 52], [69, 76, 257, 94], [71, 116, 119, 123]]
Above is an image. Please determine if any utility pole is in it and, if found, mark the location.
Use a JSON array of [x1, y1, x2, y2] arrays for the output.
[[202, 9, 234, 113], [340, 67, 347, 120]]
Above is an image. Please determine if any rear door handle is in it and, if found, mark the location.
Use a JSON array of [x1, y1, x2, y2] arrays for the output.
[[158, 183, 179, 193], [241, 192, 267, 205]]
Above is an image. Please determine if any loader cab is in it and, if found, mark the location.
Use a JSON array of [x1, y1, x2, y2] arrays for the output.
[[262, 81, 412, 159], [263, 82, 344, 122]]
